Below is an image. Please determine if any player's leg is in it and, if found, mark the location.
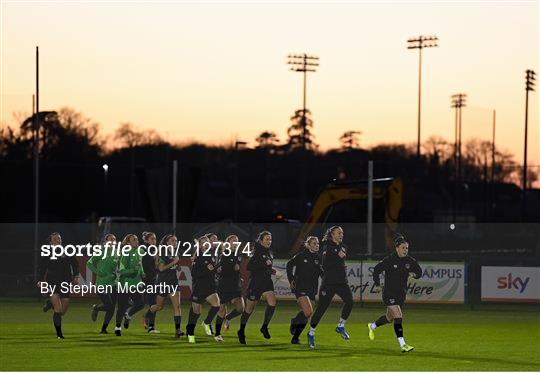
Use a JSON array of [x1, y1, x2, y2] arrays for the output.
[[60, 296, 70, 316], [145, 294, 165, 333], [115, 293, 130, 336], [124, 293, 144, 329], [291, 296, 313, 344], [170, 291, 184, 338], [308, 285, 335, 348], [100, 292, 116, 333], [238, 298, 258, 344], [334, 284, 353, 340], [225, 296, 244, 325], [389, 305, 412, 352], [186, 302, 202, 343], [260, 290, 276, 339], [42, 297, 53, 312], [50, 294, 64, 339], [215, 303, 227, 338], [202, 293, 220, 336], [367, 306, 393, 340], [224, 296, 244, 332], [92, 292, 110, 322]]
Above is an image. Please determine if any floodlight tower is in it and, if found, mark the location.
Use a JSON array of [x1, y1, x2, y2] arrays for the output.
[[523, 69, 536, 219], [407, 35, 438, 158], [287, 53, 319, 149]]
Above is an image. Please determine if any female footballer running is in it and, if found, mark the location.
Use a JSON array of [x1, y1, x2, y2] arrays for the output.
[[367, 234, 422, 353], [307, 226, 353, 349], [88, 233, 118, 333], [238, 231, 277, 344], [143, 234, 184, 337], [134, 232, 159, 332], [37, 232, 81, 339], [286, 236, 322, 344], [214, 234, 245, 341], [186, 235, 220, 343], [115, 234, 144, 336]]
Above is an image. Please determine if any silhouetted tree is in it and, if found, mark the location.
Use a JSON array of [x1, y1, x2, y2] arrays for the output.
[[114, 123, 164, 148], [422, 136, 452, 165], [3, 107, 102, 161], [287, 109, 317, 151], [255, 131, 280, 149], [339, 131, 362, 150]]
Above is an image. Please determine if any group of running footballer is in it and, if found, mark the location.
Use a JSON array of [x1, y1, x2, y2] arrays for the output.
[[38, 226, 422, 352]]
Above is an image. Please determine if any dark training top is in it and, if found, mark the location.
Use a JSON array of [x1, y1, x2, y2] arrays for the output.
[[141, 250, 157, 284], [286, 249, 322, 292], [157, 254, 179, 284], [191, 254, 217, 285], [372, 252, 422, 295], [320, 240, 348, 285], [217, 253, 242, 292], [39, 255, 80, 284], [247, 243, 273, 281]]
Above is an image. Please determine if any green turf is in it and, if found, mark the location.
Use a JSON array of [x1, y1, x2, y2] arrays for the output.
[[1, 298, 539, 371]]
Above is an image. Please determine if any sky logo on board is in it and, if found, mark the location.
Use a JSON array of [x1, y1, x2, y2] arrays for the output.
[[497, 273, 530, 293]]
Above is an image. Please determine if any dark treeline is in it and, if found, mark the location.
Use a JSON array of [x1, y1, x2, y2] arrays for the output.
[[1, 107, 538, 223]]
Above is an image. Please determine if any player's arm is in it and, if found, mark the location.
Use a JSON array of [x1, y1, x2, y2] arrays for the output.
[[192, 256, 215, 278], [69, 256, 81, 283], [118, 255, 137, 276], [37, 256, 49, 285], [246, 249, 264, 272], [158, 256, 178, 272], [321, 245, 344, 271], [372, 257, 389, 287], [286, 252, 301, 286], [409, 257, 422, 279], [86, 256, 102, 275], [190, 256, 204, 278]]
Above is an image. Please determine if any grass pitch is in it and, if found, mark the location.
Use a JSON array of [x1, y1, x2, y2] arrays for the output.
[[1, 298, 539, 371]]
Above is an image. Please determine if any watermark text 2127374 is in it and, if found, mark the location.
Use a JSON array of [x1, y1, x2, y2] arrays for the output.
[[40, 241, 253, 260]]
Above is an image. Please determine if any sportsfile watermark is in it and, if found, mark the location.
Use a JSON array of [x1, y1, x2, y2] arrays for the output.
[[41, 241, 253, 260]]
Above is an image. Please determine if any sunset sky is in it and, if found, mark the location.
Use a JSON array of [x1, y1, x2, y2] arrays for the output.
[[1, 1, 538, 164]]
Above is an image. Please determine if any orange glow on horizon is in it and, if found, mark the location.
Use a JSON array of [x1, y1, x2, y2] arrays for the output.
[[1, 1, 538, 165]]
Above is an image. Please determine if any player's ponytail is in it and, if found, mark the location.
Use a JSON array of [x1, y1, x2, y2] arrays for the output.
[[322, 226, 340, 242]]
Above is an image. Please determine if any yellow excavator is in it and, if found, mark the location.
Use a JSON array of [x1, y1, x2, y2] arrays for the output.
[[290, 177, 403, 254]]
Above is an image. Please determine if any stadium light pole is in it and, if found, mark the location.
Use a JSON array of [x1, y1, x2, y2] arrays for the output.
[[451, 94, 467, 180], [234, 141, 247, 222], [172, 160, 177, 235], [523, 69, 536, 219], [491, 110, 496, 217], [491, 110, 496, 183], [451, 93, 466, 222], [407, 35, 438, 158], [102, 164, 109, 214], [33, 46, 40, 283], [287, 53, 319, 150]]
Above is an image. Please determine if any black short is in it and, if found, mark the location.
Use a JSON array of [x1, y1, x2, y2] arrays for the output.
[[156, 278, 179, 297], [294, 288, 317, 301], [247, 277, 274, 301], [218, 289, 241, 304], [190, 281, 216, 303], [51, 281, 70, 298], [383, 292, 405, 307]]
